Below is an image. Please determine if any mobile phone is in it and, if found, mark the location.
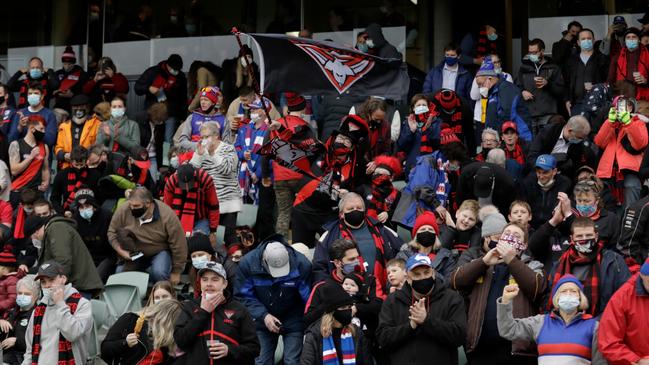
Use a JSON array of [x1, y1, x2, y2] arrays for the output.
[[617, 98, 627, 114]]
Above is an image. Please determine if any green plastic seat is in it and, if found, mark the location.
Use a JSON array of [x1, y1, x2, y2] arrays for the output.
[[106, 271, 150, 300], [101, 284, 142, 326], [236, 204, 258, 228]]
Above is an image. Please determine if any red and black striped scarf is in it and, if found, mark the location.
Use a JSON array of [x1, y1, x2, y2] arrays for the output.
[[504, 142, 525, 165], [476, 28, 498, 58], [339, 220, 388, 299], [419, 119, 437, 155], [31, 292, 81, 365], [551, 242, 602, 316], [63, 169, 88, 210], [367, 176, 398, 220], [169, 175, 200, 235]]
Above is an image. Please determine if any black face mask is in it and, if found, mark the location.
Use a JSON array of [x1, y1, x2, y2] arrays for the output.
[[368, 119, 382, 129], [32, 129, 45, 142], [488, 240, 498, 250], [411, 276, 435, 294], [344, 210, 365, 227], [333, 308, 353, 326], [417, 231, 436, 248], [0, 96, 5, 104], [202, 104, 215, 114], [131, 206, 147, 218]]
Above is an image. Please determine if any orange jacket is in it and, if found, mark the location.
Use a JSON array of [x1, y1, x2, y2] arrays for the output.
[[594, 115, 648, 178], [54, 116, 101, 169]]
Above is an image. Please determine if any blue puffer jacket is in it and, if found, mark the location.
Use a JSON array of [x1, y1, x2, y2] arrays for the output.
[[484, 78, 533, 141], [234, 235, 313, 333], [422, 62, 473, 102]]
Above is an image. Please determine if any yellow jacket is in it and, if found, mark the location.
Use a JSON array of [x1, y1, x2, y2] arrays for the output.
[[54, 116, 101, 169]]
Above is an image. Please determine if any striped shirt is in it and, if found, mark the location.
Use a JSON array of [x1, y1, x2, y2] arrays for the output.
[[190, 142, 242, 214]]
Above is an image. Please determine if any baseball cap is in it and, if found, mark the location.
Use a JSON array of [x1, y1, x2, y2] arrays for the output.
[[197, 261, 227, 279], [406, 253, 433, 272], [501, 121, 517, 133], [176, 164, 196, 191], [263, 241, 290, 278], [35, 261, 66, 280], [23, 215, 49, 237], [613, 15, 627, 25], [474, 166, 495, 198], [535, 154, 557, 171]]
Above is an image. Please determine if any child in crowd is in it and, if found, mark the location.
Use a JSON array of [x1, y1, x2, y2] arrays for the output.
[[440, 199, 482, 254], [508, 200, 533, 231], [386, 258, 407, 293]]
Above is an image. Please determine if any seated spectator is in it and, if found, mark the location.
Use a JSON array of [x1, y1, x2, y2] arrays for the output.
[[53, 47, 89, 112], [575, 165, 618, 212], [618, 193, 649, 268], [456, 162, 516, 214], [0, 247, 23, 318], [386, 258, 407, 293], [365, 155, 401, 227], [234, 236, 311, 365], [8, 82, 56, 147], [107, 187, 186, 285], [376, 253, 467, 365], [355, 97, 392, 160], [95, 95, 141, 156], [397, 93, 441, 173], [101, 282, 182, 364], [7, 57, 59, 109], [497, 274, 607, 364], [608, 27, 649, 101], [175, 86, 227, 150], [501, 121, 529, 171], [0, 275, 38, 365], [22, 261, 93, 364], [82, 57, 129, 107], [551, 21, 582, 70], [300, 283, 373, 365], [8, 116, 49, 207], [598, 259, 649, 363], [440, 199, 482, 254], [475, 127, 500, 161], [0, 83, 16, 139], [187, 232, 237, 297], [452, 217, 546, 364], [50, 146, 101, 215], [423, 43, 472, 102], [54, 95, 101, 170]]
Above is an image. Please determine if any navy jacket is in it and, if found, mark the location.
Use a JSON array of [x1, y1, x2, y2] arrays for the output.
[[423, 62, 473, 102]]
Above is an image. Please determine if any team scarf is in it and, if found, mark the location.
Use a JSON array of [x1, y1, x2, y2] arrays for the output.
[[238, 121, 268, 204], [31, 292, 82, 365], [339, 220, 388, 299], [151, 62, 177, 92], [504, 142, 525, 166], [367, 175, 398, 220], [63, 169, 88, 210], [322, 328, 356, 365], [169, 174, 200, 236], [59, 68, 83, 92], [13, 205, 27, 239], [476, 27, 498, 58], [550, 241, 603, 316]]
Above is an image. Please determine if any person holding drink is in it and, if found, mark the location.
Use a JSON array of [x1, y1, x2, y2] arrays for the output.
[[608, 27, 649, 101]]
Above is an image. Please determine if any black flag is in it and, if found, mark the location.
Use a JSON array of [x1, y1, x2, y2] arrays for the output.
[[245, 33, 409, 100]]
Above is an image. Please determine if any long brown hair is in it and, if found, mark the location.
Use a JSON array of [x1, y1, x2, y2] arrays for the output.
[[146, 281, 176, 307]]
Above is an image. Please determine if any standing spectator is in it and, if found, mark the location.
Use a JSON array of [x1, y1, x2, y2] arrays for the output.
[[221, 46, 260, 106], [81, 57, 129, 106], [618, 194, 649, 267], [49, 146, 101, 215], [136, 102, 166, 178], [471, 54, 513, 144], [376, 253, 467, 365], [53, 46, 88, 112], [0, 276, 38, 365], [599, 16, 627, 58], [565, 29, 610, 116], [364, 23, 402, 59], [457, 162, 516, 214], [54, 95, 101, 170], [225, 88, 280, 144], [8, 83, 56, 147], [594, 98, 648, 208], [0, 83, 17, 141], [174, 86, 229, 149], [163, 163, 220, 236], [8, 117, 49, 207], [551, 21, 583, 71], [135, 54, 187, 142], [598, 259, 649, 364], [608, 27, 649, 101], [396, 94, 441, 173], [356, 97, 392, 160], [459, 24, 502, 70], [95, 95, 141, 156], [7, 57, 59, 109], [234, 236, 312, 365], [187, 61, 222, 112], [517, 38, 564, 134], [365, 155, 401, 226], [107, 187, 186, 285], [22, 261, 93, 364], [431, 88, 475, 153], [190, 122, 241, 245], [235, 97, 270, 204], [423, 43, 473, 102]]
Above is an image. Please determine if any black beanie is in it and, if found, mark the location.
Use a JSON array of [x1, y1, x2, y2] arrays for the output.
[[187, 233, 215, 257], [320, 283, 354, 313]]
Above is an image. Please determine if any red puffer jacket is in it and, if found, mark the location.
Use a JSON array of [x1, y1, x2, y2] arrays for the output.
[[0, 271, 25, 318], [613, 47, 649, 101], [594, 115, 648, 178]]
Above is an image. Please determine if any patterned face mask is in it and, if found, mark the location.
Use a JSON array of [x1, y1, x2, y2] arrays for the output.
[[500, 232, 526, 254]]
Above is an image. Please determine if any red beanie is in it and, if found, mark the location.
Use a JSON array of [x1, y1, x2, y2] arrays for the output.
[[0, 245, 16, 267], [285, 92, 306, 111], [373, 155, 402, 177], [62, 45, 76, 63], [434, 89, 461, 111], [177, 151, 194, 164], [412, 211, 439, 238], [440, 128, 461, 145], [200, 86, 222, 105]]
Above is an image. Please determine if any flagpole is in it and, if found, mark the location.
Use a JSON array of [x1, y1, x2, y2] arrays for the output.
[[231, 27, 273, 124]]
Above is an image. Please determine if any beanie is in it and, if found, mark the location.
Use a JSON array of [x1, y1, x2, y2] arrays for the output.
[[187, 233, 216, 257], [476, 59, 497, 77], [343, 272, 365, 289], [0, 245, 17, 267], [62, 46, 76, 63], [440, 128, 461, 145], [320, 283, 354, 313], [641, 258, 649, 275], [551, 274, 584, 298], [412, 211, 439, 238], [285, 92, 306, 112], [481, 212, 507, 237], [434, 89, 461, 112], [373, 155, 402, 177], [199, 86, 221, 105]]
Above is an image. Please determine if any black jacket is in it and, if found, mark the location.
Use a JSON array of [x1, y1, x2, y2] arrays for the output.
[[101, 312, 155, 365], [518, 173, 572, 229], [376, 278, 467, 365], [53, 65, 90, 111], [50, 167, 101, 214], [516, 58, 564, 116], [456, 162, 516, 215], [135, 110, 164, 167], [3, 306, 33, 358], [74, 207, 114, 265], [7, 69, 60, 109], [564, 51, 609, 103], [174, 297, 260, 365], [300, 319, 373, 365], [134, 61, 187, 120], [618, 195, 649, 265]]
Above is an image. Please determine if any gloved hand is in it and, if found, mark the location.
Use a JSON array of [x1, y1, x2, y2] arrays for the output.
[[620, 111, 632, 125], [608, 107, 617, 123]]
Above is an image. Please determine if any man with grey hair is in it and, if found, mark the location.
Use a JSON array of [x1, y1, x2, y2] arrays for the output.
[[486, 148, 506, 168], [107, 186, 186, 284], [527, 115, 595, 179], [311, 191, 403, 297], [478, 128, 501, 161]]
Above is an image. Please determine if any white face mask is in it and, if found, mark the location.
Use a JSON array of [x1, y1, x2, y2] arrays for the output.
[[414, 105, 429, 115], [479, 87, 489, 98], [32, 239, 42, 249], [250, 113, 260, 120]]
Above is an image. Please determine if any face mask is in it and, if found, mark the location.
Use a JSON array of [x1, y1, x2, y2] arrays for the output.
[[27, 94, 41, 107], [372, 174, 392, 187], [170, 15, 178, 24], [573, 238, 596, 254], [537, 178, 555, 189], [580, 39, 594, 51], [447, 163, 460, 172], [494, 67, 503, 74], [357, 43, 369, 53], [192, 255, 209, 269], [479, 86, 489, 98], [90, 12, 100, 21], [487, 33, 498, 41], [41, 288, 51, 302], [0, 96, 5, 104], [169, 156, 179, 169], [169, 68, 179, 76], [240, 57, 249, 67], [445, 56, 459, 66], [558, 295, 580, 313], [414, 105, 429, 115], [79, 207, 94, 220], [417, 231, 437, 248], [185, 24, 196, 34], [250, 113, 260, 120], [111, 107, 125, 119], [333, 308, 353, 326], [342, 260, 359, 275], [24, 207, 34, 215], [344, 210, 365, 227], [201, 104, 215, 114], [32, 129, 45, 142], [411, 276, 435, 294], [488, 239, 498, 250], [74, 109, 87, 119], [500, 232, 526, 254], [16, 294, 32, 308], [366, 39, 375, 48], [29, 68, 42, 79], [332, 142, 352, 156], [568, 137, 583, 144], [131, 206, 147, 219], [576, 204, 596, 217], [626, 39, 639, 50], [32, 239, 42, 249], [528, 54, 540, 63]]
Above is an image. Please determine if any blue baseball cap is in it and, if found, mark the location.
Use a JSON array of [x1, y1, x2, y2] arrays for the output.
[[535, 154, 557, 171], [613, 16, 627, 25], [406, 253, 433, 272], [641, 258, 649, 276]]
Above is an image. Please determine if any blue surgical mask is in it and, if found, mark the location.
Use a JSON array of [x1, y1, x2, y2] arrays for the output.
[[79, 208, 94, 220], [576, 204, 597, 217], [494, 67, 503, 74], [445, 56, 459, 66], [414, 105, 429, 115], [580, 39, 593, 51], [16, 294, 32, 308], [27, 94, 41, 107], [185, 24, 196, 34], [357, 43, 369, 53], [568, 137, 583, 145], [192, 255, 209, 269], [528, 54, 540, 63], [169, 68, 179, 76], [29, 68, 42, 79], [487, 33, 498, 41], [111, 108, 125, 119], [342, 260, 359, 275], [626, 39, 639, 50], [557, 295, 580, 313]]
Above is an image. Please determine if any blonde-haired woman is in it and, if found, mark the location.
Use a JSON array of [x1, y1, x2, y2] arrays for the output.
[[497, 274, 607, 365], [300, 283, 372, 365]]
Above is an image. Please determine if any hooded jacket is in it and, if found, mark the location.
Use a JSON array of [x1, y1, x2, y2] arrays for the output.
[[594, 114, 648, 177], [364, 23, 402, 60], [134, 61, 188, 120]]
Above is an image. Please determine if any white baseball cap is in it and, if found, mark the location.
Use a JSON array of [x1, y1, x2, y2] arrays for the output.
[[263, 241, 290, 278]]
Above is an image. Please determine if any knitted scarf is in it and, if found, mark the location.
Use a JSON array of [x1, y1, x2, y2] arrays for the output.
[[366, 176, 398, 220], [551, 242, 602, 316], [419, 121, 438, 155], [63, 169, 88, 210], [169, 175, 200, 235], [322, 328, 356, 365], [504, 142, 525, 166], [31, 292, 81, 365], [476, 28, 498, 58], [339, 220, 387, 299]]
